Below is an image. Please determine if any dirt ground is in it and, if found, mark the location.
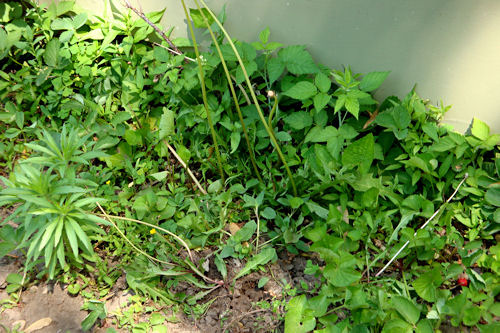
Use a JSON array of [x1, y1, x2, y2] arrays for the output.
[[0, 198, 317, 333]]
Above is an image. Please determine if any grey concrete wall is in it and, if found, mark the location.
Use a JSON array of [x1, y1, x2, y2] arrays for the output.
[[40, 0, 500, 133]]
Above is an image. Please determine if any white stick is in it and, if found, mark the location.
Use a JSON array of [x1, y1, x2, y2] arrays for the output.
[[375, 173, 468, 277]]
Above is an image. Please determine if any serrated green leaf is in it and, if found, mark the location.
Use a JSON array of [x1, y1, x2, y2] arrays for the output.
[[360, 71, 390, 92], [267, 57, 285, 84], [284, 111, 313, 130], [342, 133, 374, 169], [283, 81, 317, 100], [313, 93, 331, 112], [315, 72, 331, 93], [43, 38, 60, 67], [279, 45, 318, 75]]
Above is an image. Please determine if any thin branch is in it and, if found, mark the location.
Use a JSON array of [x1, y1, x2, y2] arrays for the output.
[[164, 140, 207, 195], [375, 173, 469, 277], [123, 0, 182, 55]]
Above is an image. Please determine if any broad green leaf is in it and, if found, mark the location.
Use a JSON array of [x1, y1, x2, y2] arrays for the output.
[[305, 126, 338, 143], [124, 129, 142, 146], [313, 93, 331, 111], [56, 1, 75, 17], [344, 95, 360, 118], [360, 71, 390, 92], [342, 133, 374, 169], [315, 72, 331, 93], [382, 318, 413, 333], [412, 268, 442, 302], [416, 319, 434, 333], [471, 117, 490, 141], [284, 295, 316, 333], [233, 220, 256, 243], [159, 108, 175, 139], [284, 111, 313, 130], [392, 296, 420, 325], [261, 207, 276, 219], [72, 13, 87, 29], [323, 263, 361, 287], [51, 18, 73, 30], [283, 81, 317, 100], [279, 45, 318, 75], [43, 38, 60, 67], [463, 306, 481, 326], [189, 8, 214, 28], [150, 171, 168, 181], [230, 131, 241, 153], [485, 187, 500, 207], [267, 57, 285, 84], [234, 247, 277, 279]]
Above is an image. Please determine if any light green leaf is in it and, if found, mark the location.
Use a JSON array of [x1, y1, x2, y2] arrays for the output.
[[360, 71, 390, 92], [323, 263, 361, 287], [313, 93, 331, 112], [234, 247, 277, 280], [150, 171, 169, 181], [485, 187, 500, 207], [279, 45, 318, 75], [230, 131, 241, 153], [283, 81, 317, 100], [392, 296, 420, 325], [314, 72, 331, 93], [284, 295, 316, 333], [267, 57, 285, 84], [259, 27, 270, 44], [72, 13, 87, 29], [344, 95, 359, 118], [124, 129, 142, 146], [471, 117, 490, 141], [342, 133, 374, 169], [284, 111, 313, 130], [189, 8, 214, 28], [159, 108, 175, 139], [382, 318, 413, 333], [305, 126, 338, 143], [43, 38, 60, 67]]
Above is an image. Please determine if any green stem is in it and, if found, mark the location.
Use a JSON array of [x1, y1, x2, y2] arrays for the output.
[[181, 0, 225, 183], [199, 0, 297, 195], [193, 0, 262, 184]]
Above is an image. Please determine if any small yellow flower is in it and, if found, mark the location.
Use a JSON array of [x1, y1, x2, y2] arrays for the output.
[[106, 180, 111, 185], [150, 228, 156, 235]]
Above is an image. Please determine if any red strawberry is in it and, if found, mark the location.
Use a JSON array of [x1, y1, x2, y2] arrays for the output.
[[457, 277, 468, 287]]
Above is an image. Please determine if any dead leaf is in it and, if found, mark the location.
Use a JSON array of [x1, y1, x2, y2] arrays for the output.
[[362, 108, 379, 129], [229, 223, 241, 235], [25, 318, 52, 333]]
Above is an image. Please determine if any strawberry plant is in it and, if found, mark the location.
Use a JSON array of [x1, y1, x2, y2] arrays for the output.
[[0, 1, 498, 331]]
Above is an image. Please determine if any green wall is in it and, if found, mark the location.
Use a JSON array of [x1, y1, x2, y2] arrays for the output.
[[40, 0, 500, 133]]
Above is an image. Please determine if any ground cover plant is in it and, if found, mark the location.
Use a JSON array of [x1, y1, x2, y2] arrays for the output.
[[0, 0, 499, 332]]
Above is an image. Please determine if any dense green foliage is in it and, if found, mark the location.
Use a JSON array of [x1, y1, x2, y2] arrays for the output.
[[0, 1, 499, 331]]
